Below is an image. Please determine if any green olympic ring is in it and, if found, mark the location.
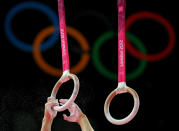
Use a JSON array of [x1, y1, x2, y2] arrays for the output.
[[92, 31, 147, 81]]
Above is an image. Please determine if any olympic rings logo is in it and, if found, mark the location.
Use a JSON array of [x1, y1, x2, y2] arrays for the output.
[[4, 1, 176, 81]]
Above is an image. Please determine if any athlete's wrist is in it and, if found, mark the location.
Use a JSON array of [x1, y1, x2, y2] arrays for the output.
[[77, 113, 87, 124], [42, 116, 53, 125]]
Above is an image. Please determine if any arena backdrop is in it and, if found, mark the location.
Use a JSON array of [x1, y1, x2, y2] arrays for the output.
[[0, 0, 178, 130]]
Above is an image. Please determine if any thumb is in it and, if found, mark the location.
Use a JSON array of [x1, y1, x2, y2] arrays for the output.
[[63, 114, 69, 121]]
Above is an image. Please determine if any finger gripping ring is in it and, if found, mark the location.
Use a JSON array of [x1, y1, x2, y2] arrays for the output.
[[104, 83, 139, 125], [51, 70, 79, 112]]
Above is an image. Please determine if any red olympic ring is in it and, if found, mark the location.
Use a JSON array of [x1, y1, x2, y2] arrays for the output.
[[126, 11, 176, 61]]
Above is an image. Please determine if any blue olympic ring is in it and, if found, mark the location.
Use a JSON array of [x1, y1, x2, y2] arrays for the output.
[[4, 1, 59, 52]]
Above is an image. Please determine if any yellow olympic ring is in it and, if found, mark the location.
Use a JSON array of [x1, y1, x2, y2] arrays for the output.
[[33, 26, 90, 77]]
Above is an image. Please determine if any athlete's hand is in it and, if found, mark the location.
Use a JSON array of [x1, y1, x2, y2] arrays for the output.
[[59, 99, 84, 123], [44, 97, 59, 121]]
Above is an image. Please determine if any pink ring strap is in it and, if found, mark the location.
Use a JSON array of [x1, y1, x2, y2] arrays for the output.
[[50, 0, 80, 112], [104, 0, 140, 125], [118, 0, 126, 82], [58, 0, 70, 72]]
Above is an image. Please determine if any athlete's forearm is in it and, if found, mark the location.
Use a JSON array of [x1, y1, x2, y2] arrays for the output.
[[41, 117, 53, 131], [78, 114, 94, 131]]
